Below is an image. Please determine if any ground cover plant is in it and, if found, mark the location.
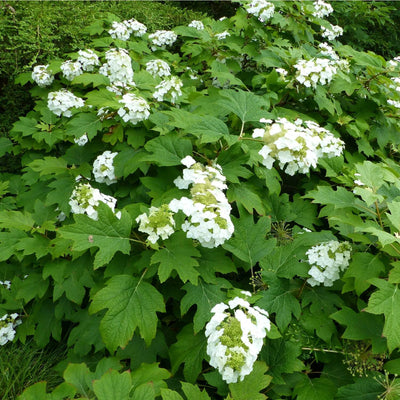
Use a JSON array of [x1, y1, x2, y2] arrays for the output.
[[2, 0, 400, 398]]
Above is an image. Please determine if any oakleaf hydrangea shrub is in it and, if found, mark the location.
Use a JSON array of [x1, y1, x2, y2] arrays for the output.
[[3, 1, 400, 399]]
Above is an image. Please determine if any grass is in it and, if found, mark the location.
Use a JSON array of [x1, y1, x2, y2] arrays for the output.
[[0, 340, 66, 399]]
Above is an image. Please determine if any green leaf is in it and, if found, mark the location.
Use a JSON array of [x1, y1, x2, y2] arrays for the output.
[[65, 113, 102, 140], [63, 363, 93, 395], [331, 307, 386, 353], [305, 185, 359, 210], [90, 274, 165, 351], [0, 230, 27, 261], [260, 338, 304, 385], [59, 204, 132, 269], [161, 389, 184, 400], [366, 278, 400, 352], [15, 235, 50, 260], [335, 378, 383, 400], [72, 73, 110, 87], [151, 232, 201, 284], [181, 382, 211, 399], [342, 253, 385, 295], [293, 376, 337, 400], [181, 280, 227, 333], [227, 183, 265, 215], [315, 86, 335, 115], [17, 382, 49, 400], [190, 117, 231, 144], [217, 144, 252, 183], [11, 117, 39, 137], [256, 276, 301, 330], [85, 88, 120, 109], [223, 214, 275, 268], [131, 363, 170, 396], [93, 370, 132, 400], [0, 210, 35, 231], [197, 247, 236, 284], [228, 361, 272, 400], [218, 89, 266, 123], [145, 135, 192, 166], [169, 324, 207, 383], [27, 157, 67, 176], [0, 137, 12, 157]]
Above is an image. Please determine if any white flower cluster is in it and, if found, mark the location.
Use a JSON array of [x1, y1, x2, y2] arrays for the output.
[[136, 205, 175, 244], [321, 24, 343, 41], [74, 134, 88, 146], [0, 280, 11, 290], [312, 0, 333, 18], [149, 30, 177, 51], [153, 76, 183, 103], [32, 65, 54, 87], [92, 151, 118, 185], [318, 43, 349, 72], [0, 313, 21, 346], [188, 20, 205, 30], [215, 31, 230, 40], [118, 93, 150, 125], [77, 49, 100, 72], [169, 156, 234, 248], [146, 59, 171, 78], [99, 48, 134, 87], [205, 297, 270, 384], [252, 117, 344, 175], [47, 89, 84, 117], [109, 19, 147, 41], [294, 57, 338, 88], [388, 99, 400, 109], [245, 0, 275, 23], [391, 77, 400, 92], [306, 240, 352, 286], [69, 182, 119, 220], [61, 60, 83, 81]]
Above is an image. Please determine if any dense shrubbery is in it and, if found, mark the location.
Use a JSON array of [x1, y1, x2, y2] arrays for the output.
[[0, 1, 205, 137], [2, 0, 400, 398]]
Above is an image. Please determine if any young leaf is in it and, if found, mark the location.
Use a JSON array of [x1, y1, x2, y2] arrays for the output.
[[89, 274, 165, 351], [181, 382, 211, 399], [58, 204, 132, 269], [151, 232, 201, 284]]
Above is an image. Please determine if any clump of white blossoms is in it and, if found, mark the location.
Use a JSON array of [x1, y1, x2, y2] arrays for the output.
[[146, 59, 171, 78], [69, 182, 119, 221], [391, 77, 400, 92], [118, 93, 150, 125], [149, 30, 177, 51], [153, 76, 183, 103], [92, 151, 118, 185], [47, 89, 84, 118], [294, 57, 338, 88], [312, 0, 333, 18], [252, 117, 344, 175], [388, 99, 400, 109], [0, 280, 11, 290], [74, 134, 88, 146], [77, 49, 100, 71], [124, 19, 147, 37], [108, 19, 147, 41], [215, 31, 230, 40], [169, 156, 234, 248], [32, 65, 54, 87], [321, 24, 344, 41], [136, 205, 175, 244], [0, 313, 21, 346], [205, 297, 271, 384], [188, 20, 205, 30], [245, 0, 275, 23], [60, 60, 83, 81], [99, 48, 134, 87], [306, 240, 352, 287]]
